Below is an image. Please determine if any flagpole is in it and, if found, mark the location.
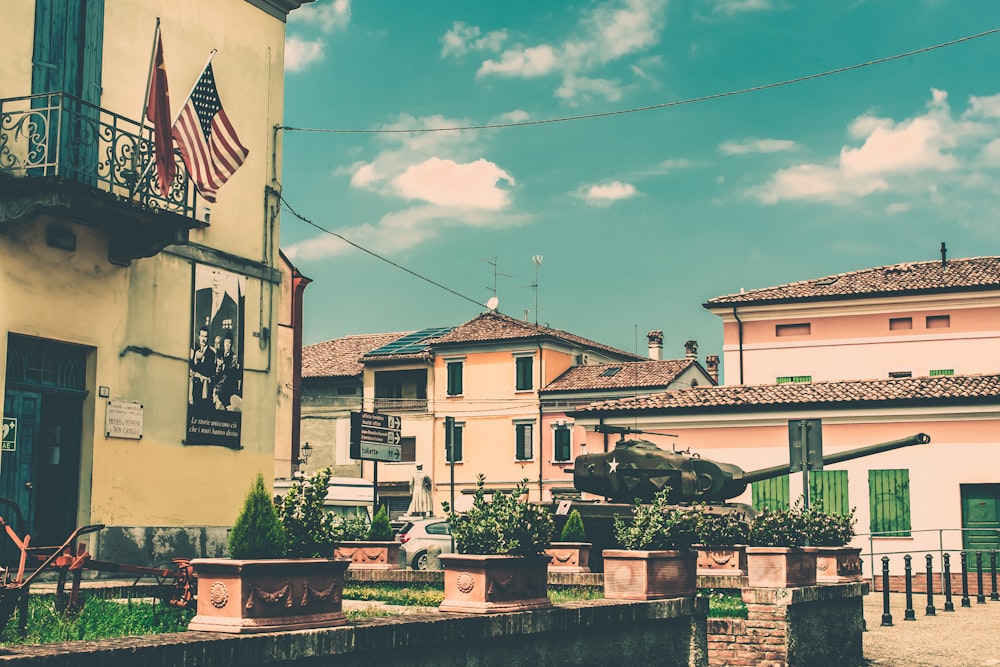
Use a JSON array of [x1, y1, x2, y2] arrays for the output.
[[172, 49, 218, 126], [134, 18, 161, 196]]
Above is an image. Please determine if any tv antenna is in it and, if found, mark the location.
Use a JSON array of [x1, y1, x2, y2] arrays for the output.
[[531, 255, 543, 324], [483, 256, 512, 303]]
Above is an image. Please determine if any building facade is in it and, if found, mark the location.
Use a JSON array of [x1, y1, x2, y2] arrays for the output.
[[1, 0, 311, 563]]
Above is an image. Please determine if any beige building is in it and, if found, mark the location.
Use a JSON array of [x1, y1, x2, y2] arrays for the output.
[[0, 0, 312, 565]]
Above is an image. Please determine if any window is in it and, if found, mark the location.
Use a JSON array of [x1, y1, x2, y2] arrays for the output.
[[515, 356, 533, 391], [888, 371, 912, 379], [553, 426, 572, 462], [810, 470, 850, 515], [929, 369, 954, 377], [600, 367, 622, 377], [889, 317, 913, 331], [399, 437, 416, 463], [926, 315, 951, 329], [446, 360, 463, 396], [869, 469, 911, 537], [515, 422, 534, 460], [776, 375, 812, 384], [425, 521, 450, 535], [446, 422, 463, 463], [775, 323, 811, 337]]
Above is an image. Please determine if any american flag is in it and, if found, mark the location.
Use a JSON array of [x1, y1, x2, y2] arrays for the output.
[[171, 63, 249, 203]]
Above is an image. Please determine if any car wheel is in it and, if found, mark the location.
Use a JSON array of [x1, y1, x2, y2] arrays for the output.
[[412, 551, 429, 570]]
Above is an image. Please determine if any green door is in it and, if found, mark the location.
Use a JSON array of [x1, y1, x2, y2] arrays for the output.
[[1, 390, 41, 537], [961, 484, 1000, 554]]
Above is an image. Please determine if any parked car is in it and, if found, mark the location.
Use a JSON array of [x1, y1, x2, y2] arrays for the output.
[[396, 517, 452, 569]]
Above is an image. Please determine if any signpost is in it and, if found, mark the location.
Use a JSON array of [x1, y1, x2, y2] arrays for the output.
[[789, 419, 823, 509], [350, 411, 403, 512]]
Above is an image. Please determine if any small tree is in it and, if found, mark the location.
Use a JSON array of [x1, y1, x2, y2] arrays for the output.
[[613, 487, 700, 551], [560, 509, 587, 542], [367, 505, 394, 541], [275, 467, 338, 558], [229, 473, 287, 559], [444, 475, 555, 556]]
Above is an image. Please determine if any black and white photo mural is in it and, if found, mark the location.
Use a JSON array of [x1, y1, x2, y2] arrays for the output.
[[187, 263, 245, 448]]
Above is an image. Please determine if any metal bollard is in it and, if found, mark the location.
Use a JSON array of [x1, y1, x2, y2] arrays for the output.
[[943, 552, 955, 612], [991, 551, 999, 602], [881, 556, 893, 626], [961, 551, 971, 608], [904, 554, 916, 620], [977, 551, 986, 604], [925, 554, 936, 615]]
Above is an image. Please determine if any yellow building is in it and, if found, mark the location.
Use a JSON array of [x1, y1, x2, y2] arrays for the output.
[[0, 0, 311, 564]]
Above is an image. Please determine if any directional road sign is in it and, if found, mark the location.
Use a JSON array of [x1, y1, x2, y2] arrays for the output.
[[350, 411, 402, 462], [358, 412, 401, 431]]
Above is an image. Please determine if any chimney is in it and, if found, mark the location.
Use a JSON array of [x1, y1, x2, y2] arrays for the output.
[[705, 354, 719, 384], [684, 340, 698, 360], [646, 330, 663, 361]]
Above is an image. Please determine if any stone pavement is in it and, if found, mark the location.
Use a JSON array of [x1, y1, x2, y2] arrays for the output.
[[863, 591, 1000, 666]]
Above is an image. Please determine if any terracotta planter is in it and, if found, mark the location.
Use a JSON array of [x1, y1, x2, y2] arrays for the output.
[[334, 540, 402, 569], [696, 544, 748, 577], [188, 557, 351, 633], [438, 553, 552, 613], [603, 549, 698, 600], [545, 542, 592, 573], [815, 546, 863, 583], [746, 546, 818, 587]]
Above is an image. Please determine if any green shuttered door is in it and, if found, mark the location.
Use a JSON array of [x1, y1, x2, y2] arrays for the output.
[[753, 475, 789, 511], [810, 470, 849, 516], [869, 469, 911, 537]]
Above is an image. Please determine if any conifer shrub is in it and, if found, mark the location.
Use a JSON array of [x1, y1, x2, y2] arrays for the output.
[[559, 508, 587, 542], [367, 505, 394, 541], [228, 473, 287, 559]]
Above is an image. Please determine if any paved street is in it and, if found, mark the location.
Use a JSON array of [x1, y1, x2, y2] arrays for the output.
[[864, 591, 1000, 666]]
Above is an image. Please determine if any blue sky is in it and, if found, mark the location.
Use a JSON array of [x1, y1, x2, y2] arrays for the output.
[[279, 1, 1000, 381]]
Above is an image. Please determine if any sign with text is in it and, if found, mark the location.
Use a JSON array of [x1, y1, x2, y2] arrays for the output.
[[350, 411, 402, 462], [1, 418, 16, 452], [106, 400, 144, 440]]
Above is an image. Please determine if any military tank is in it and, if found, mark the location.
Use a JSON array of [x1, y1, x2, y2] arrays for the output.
[[551, 431, 931, 571]]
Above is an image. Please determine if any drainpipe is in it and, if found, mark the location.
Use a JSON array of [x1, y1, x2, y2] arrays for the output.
[[290, 267, 312, 476], [537, 341, 544, 503], [733, 306, 744, 385]]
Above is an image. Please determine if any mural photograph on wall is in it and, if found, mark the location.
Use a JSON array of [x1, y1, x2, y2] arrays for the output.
[[187, 263, 245, 448]]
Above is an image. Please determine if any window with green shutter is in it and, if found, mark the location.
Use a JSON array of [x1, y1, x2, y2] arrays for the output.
[[515, 356, 533, 390], [515, 422, 533, 460], [752, 475, 790, 512], [810, 470, 850, 516], [869, 469, 911, 537], [446, 423, 463, 463], [554, 427, 571, 462], [446, 360, 463, 396]]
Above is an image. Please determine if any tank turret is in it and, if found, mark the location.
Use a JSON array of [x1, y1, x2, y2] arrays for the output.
[[573, 432, 930, 504]]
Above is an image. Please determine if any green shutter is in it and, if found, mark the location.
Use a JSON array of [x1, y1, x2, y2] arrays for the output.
[[869, 469, 911, 537], [554, 428, 571, 462], [516, 357, 533, 390], [810, 470, 849, 515], [447, 361, 462, 395], [752, 475, 789, 511]]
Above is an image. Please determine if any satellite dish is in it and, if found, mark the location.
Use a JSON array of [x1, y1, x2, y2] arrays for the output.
[[486, 296, 499, 311]]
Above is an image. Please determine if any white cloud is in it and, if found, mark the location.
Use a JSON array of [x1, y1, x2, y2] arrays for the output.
[[441, 22, 507, 58], [392, 158, 515, 210], [713, 0, 776, 14], [289, 0, 351, 32], [285, 37, 325, 72], [471, 0, 667, 103], [886, 203, 911, 214], [755, 164, 888, 204], [580, 181, 638, 206], [495, 109, 531, 124], [719, 138, 798, 155], [965, 93, 1000, 119]]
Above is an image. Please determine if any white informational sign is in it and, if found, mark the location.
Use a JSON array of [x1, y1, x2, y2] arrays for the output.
[[106, 400, 143, 440]]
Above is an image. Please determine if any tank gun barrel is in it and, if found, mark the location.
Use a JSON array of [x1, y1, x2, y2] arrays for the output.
[[742, 432, 930, 485]]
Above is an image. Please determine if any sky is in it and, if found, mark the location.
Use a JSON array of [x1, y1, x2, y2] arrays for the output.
[[278, 0, 1000, 383]]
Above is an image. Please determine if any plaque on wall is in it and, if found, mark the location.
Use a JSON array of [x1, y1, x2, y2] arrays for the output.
[[106, 400, 143, 440]]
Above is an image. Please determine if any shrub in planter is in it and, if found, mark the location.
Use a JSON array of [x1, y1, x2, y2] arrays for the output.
[[604, 488, 700, 600], [438, 475, 555, 613], [747, 505, 811, 547], [228, 473, 287, 559], [694, 509, 750, 577], [275, 467, 338, 558], [804, 507, 856, 546], [367, 505, 395, 541], [745, 503, 817, 587], [805, 506, 862, 583], [560, 509, 587, 542], [547, 508, 591, 571], [333, 507, 401, 569]]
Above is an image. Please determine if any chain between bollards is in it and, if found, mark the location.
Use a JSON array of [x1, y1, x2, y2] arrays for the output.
[[903, 554, 916, 620], [881, 556, 893, 626], [943, 552, 954, 612], [925, 554, 936, 616]]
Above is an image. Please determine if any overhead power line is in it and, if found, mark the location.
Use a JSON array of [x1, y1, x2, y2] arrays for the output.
[[279, 28, 999, 135]]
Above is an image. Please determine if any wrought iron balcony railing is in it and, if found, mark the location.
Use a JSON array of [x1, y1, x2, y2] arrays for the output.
[[0, 91, 198, 219], [372, 398, 428, 413]]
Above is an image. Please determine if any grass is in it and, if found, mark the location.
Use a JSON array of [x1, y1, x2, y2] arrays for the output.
[[699, 589, 748, 619]]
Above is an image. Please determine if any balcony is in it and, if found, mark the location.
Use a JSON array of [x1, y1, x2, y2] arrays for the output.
[[0, 91, 205, 265], [372, 398, 428, 413]]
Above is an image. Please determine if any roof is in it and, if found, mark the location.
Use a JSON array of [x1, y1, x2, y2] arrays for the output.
[[543, 359, 704, 393], [704, 256, 1000, 307], [302, 332, 409, 378], [431, 311, 646, 361], [572, 373, 1000, 415]]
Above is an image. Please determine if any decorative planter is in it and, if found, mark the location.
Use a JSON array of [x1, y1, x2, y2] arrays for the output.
[[696, 544, 748, 577], [746, 546, 818, 587], [603, 549, 698, 600], [815, 546, 863, 583], [545, 542, 592, 573], [334, 541, 402, 569], [438, 553, 552, 614], [188, 557, 351, 633]]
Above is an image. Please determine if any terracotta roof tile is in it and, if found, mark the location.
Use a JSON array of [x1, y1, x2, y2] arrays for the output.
[[574, 373, 1000, 414], [431, 311, 646, 360], [704, 256, 1000, 307], [303, 332, 410, 378], [543, 359, 702, 392]]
